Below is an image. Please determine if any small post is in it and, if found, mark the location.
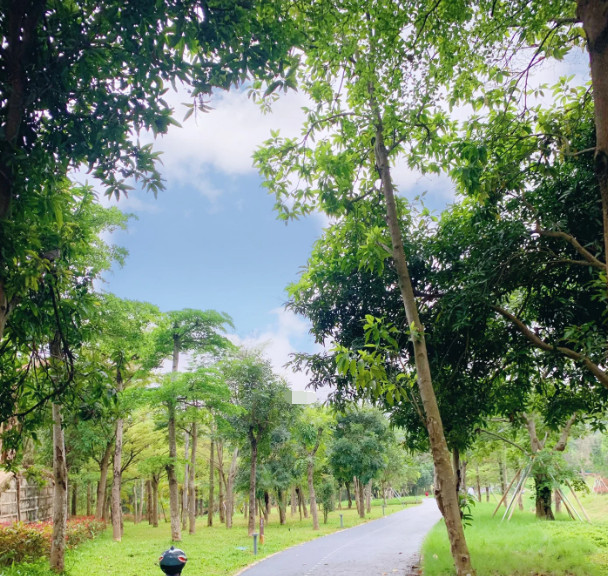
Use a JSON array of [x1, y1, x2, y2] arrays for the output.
[[253, 533, 258, 555], [339, 513, 343, 528], [259, 517, 265, 545]]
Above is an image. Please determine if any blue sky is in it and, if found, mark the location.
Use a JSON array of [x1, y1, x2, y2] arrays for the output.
[[95, 50, 587, 391]]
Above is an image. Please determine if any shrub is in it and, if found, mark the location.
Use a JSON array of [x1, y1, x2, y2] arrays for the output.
[[0, 517, 106, 566], [0, 522, 50, 565]]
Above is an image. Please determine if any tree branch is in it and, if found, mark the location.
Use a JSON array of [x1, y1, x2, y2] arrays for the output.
[[493, 305, 608, 389]]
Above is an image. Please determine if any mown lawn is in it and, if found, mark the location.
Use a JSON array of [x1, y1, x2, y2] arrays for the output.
[[422, 491, 608, 576]]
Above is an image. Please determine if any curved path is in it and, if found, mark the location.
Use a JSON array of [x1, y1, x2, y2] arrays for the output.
[[239, 498, 441, 576]]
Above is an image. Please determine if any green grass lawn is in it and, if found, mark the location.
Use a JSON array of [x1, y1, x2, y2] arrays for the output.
[[0, 499, 419, 576], [3, 493, 606, 576], [422, 493, 608, 576]]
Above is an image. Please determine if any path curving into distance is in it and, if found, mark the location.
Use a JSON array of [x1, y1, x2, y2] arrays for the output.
[[238, 498, 442, 576]]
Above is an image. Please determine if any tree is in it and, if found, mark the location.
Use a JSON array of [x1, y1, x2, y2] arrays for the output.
[[329, 408, 392, 519], [292, 406, 332, 530], [151, 308, 232, 541], [222, 350, 291, 535], [93, 295, 160, 541], [0, 0, 300, 343], [255, 3, 478, 570]]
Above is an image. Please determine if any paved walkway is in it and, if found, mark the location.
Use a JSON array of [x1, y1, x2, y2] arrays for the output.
[[239, 498, 441, 576]]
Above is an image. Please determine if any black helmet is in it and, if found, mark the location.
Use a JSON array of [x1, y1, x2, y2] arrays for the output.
[[159, 546, 187, 575]]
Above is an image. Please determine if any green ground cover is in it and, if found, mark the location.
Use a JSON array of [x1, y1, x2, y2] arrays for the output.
[[0, 500, 418, 576], [422, 493, 608, 576]]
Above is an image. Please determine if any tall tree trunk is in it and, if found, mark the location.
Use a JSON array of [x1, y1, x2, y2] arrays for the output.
[[188, 422, 198, 534], [577, 0, 608, 293], [181, 430, 190, 531], [86, 482, 92, 517], [263, 492, 270, 521], [277, 488, 287, 524], [71, 482, 77, 517], [373, 117, 474, 575], [216, 441, 225, 523], [499, 453, 508, 508], [111, 368, 124, 541], [357, 478, 365, 519], [208, 436, 215, 527], [297, 485, 308, 518], [248, 432, 257, 536], [166, 399, 181, 541], [307, 429, 322, 530], [291, 486, 297, 516], [308, 460, 319, 530], [346, 483, 352, 509], [146, 480, 152, 524], [151, 474, 159, 528], [225, 447, 238, 529], [95, 440, 113, 520], [50, 402, 68, 573], [366, 479, 372, 514]]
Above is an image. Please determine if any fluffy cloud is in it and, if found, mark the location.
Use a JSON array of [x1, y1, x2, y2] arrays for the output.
[[230, 308, 326, 397]]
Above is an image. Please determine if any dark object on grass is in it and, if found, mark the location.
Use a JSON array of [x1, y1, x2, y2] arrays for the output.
[[159, 546, 187, 575]]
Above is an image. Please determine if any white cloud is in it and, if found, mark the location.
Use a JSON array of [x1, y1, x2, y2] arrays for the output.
[[142, 87, 310, 191], [230, 307, 325, 396]]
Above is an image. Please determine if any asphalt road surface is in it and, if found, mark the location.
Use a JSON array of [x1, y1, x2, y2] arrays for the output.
[[238, 498, 442, 576]]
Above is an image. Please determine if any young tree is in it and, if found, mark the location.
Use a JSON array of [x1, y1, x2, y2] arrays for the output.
[[151, 309, 232, 541], [222, 350, 291, 535]]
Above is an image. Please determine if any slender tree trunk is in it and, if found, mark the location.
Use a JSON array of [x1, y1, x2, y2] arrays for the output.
[[147, 480, 152, 524], [555, 489, 562, 514], [208, 437, 215, 527], [475, 466, 482, 502], [308, 460, 319, 530], [166, 399, 181, 541], [188, 422, 198, 534], [277, 488, 286, 524], [263, 492, 270, 521], [112, 368, 124, 541], [182, 430, 190, 531], [357, 478, 365, 519], [307, 430, 322, 530], [86, 482, 92, 517], [373, 115, 474, 575], [151, 474, 159, 528], [346, 483, 352, 509], [95, 440, 113, 520], [291, 486, 297, 516], [297, 485, 308, 518], [71, 482, 77, 517], [216, 441, 225, 523], [225, 447, 238, 529], [248, 432, 257, 536], [50, 402, 68, 572], [366, 479, 372, 513], [499, 454, 508, 508]]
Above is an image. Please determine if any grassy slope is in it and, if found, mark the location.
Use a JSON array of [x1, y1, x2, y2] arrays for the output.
[[422, 492, 608, 576]]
